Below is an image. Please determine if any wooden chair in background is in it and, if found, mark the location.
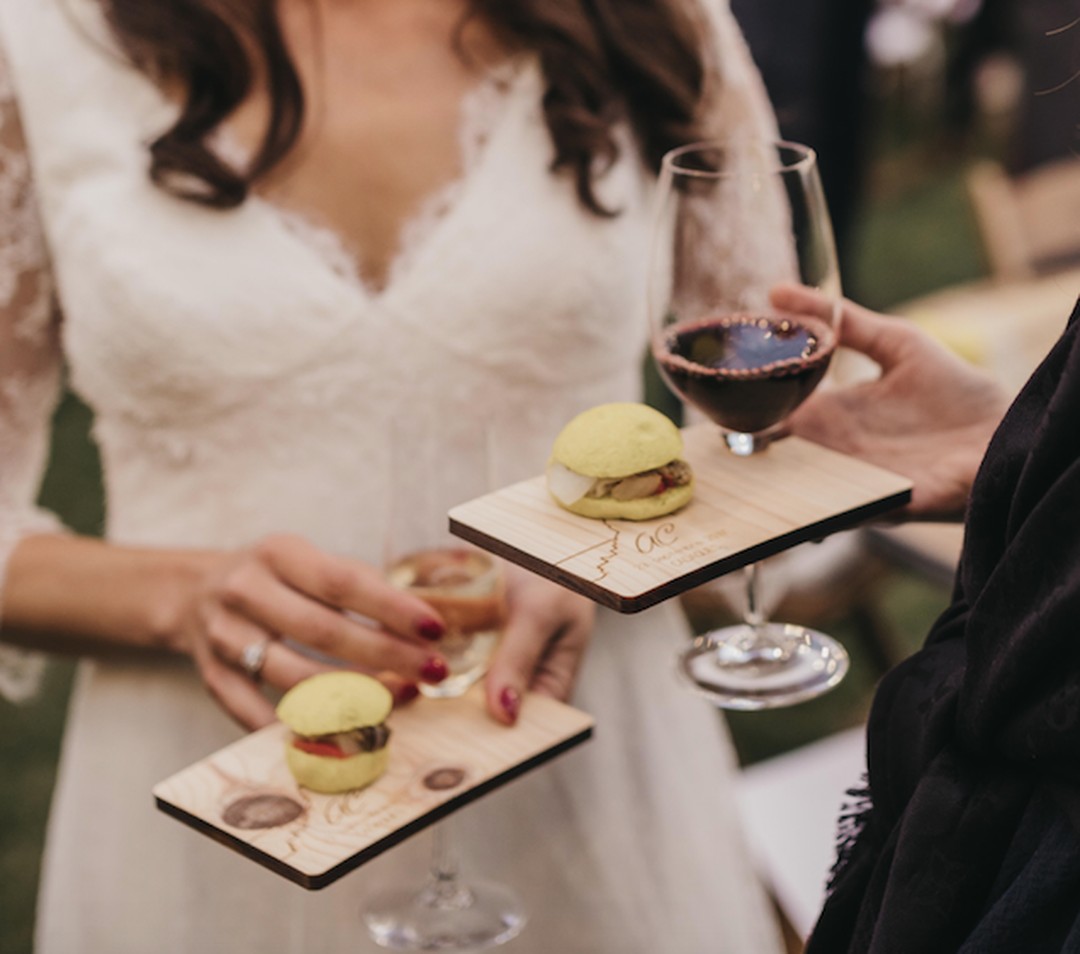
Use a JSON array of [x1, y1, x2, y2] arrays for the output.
[[966, 156, 1080, 281]]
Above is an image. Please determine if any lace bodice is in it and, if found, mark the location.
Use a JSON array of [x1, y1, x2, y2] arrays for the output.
[[0, 0, 777, 701]]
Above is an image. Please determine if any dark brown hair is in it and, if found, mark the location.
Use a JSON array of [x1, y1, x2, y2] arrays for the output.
[[100, 0, 706, 214]]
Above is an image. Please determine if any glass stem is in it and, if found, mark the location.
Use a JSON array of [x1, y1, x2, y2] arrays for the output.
[[727, 563, 789, 664], [422, 821, 474, 910], [430, 822, 459, 883], [725, 431, 757, 456], [743, 563, 765, 631]]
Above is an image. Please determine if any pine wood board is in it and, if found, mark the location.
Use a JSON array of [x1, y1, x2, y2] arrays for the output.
[[153, 688, 593, 890], [449, 428, 912, 613]]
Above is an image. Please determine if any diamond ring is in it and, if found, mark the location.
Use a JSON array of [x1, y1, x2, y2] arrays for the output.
[[240, 638, 271, 681]]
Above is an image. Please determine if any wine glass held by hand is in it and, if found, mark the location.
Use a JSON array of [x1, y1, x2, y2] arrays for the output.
[[650, 140, 841, 457], [364, 422, 525, 950], [647, 140, 849, 709], [385, 548, 506, 700], [381, 424, 510, 700]]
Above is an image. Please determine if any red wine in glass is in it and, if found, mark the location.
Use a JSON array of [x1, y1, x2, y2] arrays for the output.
[[646, 140, 849, 709], [654, 311, 836, 437]]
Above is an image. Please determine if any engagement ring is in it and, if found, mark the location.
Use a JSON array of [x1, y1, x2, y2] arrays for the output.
[[240, 638, 271, 680]]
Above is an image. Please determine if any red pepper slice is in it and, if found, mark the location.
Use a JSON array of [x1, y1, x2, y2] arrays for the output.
[[293, 737, 349, 759]]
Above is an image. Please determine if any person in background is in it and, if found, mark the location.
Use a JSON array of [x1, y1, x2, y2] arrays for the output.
[[948, 0, 1080, 171], [0, 0, 787, 951], [731, 0, 876, 270], [780, 279, 1080, 951]]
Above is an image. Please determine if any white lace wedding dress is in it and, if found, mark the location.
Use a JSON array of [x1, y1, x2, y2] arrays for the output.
[[0, 0, 786, 950]]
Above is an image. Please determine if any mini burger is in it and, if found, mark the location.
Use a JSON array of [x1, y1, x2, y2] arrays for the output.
[[276, 671, 392, 794], [546, 402, 694, 520]]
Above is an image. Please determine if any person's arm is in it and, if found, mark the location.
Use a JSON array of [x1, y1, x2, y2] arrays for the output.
[[0, 56, 451, 727], [3, 532, 458, 727], [775, 283, 1012, 521]]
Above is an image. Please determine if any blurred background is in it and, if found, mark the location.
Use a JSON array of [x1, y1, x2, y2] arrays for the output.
[[3, 1, 1078, 950]]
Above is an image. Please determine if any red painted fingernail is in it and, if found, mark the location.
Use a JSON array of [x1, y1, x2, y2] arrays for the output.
[[418, 618, 445, 641], [499, 687, 520, 722], [421, 657, 449, 683], [395, 683, 420, 705]]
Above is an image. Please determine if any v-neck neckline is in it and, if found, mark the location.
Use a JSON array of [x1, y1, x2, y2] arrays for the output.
[[238, 54, 537, 306]]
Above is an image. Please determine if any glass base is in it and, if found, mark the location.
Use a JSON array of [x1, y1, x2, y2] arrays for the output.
[[724, 431, 758, 456], [363, 876, 526, 951], [678, 622, 849, 710]]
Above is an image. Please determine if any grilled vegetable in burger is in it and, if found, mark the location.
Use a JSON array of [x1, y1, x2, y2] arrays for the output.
[[546, 403, 694, 520], [276, 671, 392, 794]]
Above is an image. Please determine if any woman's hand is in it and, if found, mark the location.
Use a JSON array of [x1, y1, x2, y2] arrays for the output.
[[173, 534, 452, 729], [775, 283, 1012, 522], [483, 567, 595, 725]]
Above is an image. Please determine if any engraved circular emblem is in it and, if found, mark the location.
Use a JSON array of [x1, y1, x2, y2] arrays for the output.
[[423, 767, 466, 791], [222, 793, 305, 830]]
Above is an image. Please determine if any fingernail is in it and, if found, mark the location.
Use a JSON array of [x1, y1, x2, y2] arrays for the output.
[[418, 617, 445, 641], [499, 687, 520, 722], [395, 683, 420, 705], [421, 657, 449, 683]]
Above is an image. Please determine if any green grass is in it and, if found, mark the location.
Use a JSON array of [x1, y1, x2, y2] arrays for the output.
[[0, 662, 75, 953], [847, 161, 988, 310], [35, 391, 105, 539]]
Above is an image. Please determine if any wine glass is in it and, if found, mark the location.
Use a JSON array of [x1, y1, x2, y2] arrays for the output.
[[361, 421, 525, 949], [647, 139, 850, 709]]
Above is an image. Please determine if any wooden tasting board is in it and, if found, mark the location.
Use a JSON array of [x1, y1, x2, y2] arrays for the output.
[[153, 688, 593, 890], [450, 428, 913, 613]]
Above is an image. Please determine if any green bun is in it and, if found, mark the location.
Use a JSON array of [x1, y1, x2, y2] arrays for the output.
[[562, 480, 694, 521], [277, 672, 393, 794], [552, 402, 683, 478], [283, 745, 389, 795], [276, 671, 392, 737]]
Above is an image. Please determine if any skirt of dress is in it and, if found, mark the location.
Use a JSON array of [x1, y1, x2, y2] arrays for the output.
[[35, 602, 784, 954]]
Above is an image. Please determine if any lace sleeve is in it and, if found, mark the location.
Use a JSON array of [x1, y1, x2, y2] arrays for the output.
[[0, 47, 66, 703]]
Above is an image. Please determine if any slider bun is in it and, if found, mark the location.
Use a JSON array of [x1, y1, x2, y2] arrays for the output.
[[551, 403, 683, 479], [549, 403, 693, 520], [562, 481, 694, 521], [284, 745, 389, 795], [276, 671, 392, 737], [277, 673, 394, 794]]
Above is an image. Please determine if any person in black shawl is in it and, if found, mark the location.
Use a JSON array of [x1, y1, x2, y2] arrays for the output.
[[774, 281, 1080, 952]]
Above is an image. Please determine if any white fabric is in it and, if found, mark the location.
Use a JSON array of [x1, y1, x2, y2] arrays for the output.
[[737, 727, 868, 940], [0, 0, 785, 950]]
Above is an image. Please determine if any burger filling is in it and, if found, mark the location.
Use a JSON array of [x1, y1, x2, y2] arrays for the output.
[[547, 459, 692, 507], [292, 723, 391, 759]]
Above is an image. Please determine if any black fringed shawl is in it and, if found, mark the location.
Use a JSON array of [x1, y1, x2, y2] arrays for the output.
[[807, 297, 1080, 953]]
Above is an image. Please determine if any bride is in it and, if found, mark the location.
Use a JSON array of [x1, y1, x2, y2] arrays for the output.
[[0, 0, 786, 950]]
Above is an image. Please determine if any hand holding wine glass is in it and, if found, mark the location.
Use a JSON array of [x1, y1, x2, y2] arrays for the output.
[[648, 139, 849, 709], [776, 282, 1012, 522]]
